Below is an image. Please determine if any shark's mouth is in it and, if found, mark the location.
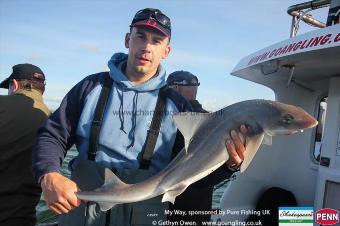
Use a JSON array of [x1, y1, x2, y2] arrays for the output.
[[266, 129, 301, 136]]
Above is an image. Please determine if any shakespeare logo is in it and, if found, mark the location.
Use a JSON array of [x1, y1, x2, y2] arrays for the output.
[[279, 207, 313, 225]]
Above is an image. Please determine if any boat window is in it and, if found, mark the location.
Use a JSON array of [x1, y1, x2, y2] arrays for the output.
[[313, 97, 327, 162]]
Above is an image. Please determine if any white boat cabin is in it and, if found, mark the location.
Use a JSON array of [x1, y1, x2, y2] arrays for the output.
[[218, 1, 340, 225]]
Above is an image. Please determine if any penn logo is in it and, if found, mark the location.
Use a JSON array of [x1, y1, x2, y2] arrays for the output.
[[315, 208, 339, 225]]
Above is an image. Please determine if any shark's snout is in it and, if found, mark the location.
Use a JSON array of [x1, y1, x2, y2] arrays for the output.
[[301, 114, 318, 129]]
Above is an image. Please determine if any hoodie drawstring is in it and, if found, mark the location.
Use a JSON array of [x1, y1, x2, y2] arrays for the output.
[[117, 85, 139, 149], [127, 91, 139, 149], [117, 86, 127, 134]]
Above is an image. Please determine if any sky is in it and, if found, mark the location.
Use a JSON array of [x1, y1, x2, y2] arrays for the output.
[[0, 0, 329, 111]]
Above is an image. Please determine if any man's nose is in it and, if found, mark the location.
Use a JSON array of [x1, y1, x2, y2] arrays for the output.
[[144, 43, 152, 52], [141, 36, 153, 52]]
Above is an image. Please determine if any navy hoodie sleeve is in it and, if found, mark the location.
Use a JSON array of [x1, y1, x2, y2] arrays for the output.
[[32, 73, 106, 183]]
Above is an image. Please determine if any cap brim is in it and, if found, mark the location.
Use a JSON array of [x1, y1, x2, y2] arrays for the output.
[[0, 77, 10, 89], [131, 21, 170, 38], [170, 82, 200, 86]]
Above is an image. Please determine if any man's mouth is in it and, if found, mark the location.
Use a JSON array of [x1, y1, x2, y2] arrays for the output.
[[137, 57, 151, 64]]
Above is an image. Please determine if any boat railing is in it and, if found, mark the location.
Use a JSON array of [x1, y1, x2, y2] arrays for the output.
[[287, 0, 330, 37]]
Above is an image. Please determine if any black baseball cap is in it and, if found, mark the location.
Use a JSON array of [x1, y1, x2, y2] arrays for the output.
[[130, 8, 171, 38], [167, 71, 200, 86], [0, 63, 45, 89]]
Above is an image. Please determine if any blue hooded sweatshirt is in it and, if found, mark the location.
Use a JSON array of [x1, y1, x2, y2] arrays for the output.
[[32, 53, 191, 182]]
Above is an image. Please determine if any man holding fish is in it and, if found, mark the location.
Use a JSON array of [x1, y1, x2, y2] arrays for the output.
[[32, 8, 317, 226]]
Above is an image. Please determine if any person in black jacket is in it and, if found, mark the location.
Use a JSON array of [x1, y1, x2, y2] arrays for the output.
[[167, 70, 207, 113], [0, 64, 50, 226]]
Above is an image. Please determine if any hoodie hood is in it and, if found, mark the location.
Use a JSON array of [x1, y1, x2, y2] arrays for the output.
[[107, 52, 167, 92], [106, 52, 168, 149]]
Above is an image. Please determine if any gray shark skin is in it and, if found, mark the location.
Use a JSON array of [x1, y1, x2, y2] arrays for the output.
[[76, 99, 318, 211]]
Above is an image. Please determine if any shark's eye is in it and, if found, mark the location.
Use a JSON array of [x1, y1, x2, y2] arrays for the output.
[[282, 114, 294, 124]]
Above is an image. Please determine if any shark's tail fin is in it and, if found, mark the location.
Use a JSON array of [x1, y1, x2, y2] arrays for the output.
[[76, 168, 129, 212]]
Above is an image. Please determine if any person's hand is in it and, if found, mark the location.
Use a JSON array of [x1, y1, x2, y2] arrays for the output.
[[41, 172, 81, 214], [225, 125, 249, 170]]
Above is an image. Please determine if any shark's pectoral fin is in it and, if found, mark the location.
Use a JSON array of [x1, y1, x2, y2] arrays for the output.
[[162, 184, 188, 204], [97, 201, 118, 212], [240, 133, 265, 173]]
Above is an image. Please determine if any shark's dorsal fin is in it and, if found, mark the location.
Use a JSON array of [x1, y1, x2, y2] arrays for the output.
[[240, 133, 265, 172], [93, 169, 128, 211], [162, 183, 188, 204], [173, 112, 210, 153], [103, 168, 127, 189]]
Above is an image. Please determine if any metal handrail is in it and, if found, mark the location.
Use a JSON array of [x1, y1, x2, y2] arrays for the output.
[[287, 0, 331, 37]]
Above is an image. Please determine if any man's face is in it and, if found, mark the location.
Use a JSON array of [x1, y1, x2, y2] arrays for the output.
[[176, 85, 198, 101], [171, 78, 199, 100], [125, 27, 170, 77]]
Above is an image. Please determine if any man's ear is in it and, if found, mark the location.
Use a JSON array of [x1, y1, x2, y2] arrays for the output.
[[125, 33, 130, 48], [12, 79, 20, 92], [9, 79, 20, 94], [162, 44, 171, 59]]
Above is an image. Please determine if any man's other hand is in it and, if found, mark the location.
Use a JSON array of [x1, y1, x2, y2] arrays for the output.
[[225, 125, 249, 170]]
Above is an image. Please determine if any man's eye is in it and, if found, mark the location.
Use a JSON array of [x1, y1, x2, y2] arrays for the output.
[[154, 39, 161, 44], [135, 33, 144, 39]]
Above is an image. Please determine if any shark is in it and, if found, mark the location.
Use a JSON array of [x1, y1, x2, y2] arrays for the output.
[[76, 99, 318, 211]]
